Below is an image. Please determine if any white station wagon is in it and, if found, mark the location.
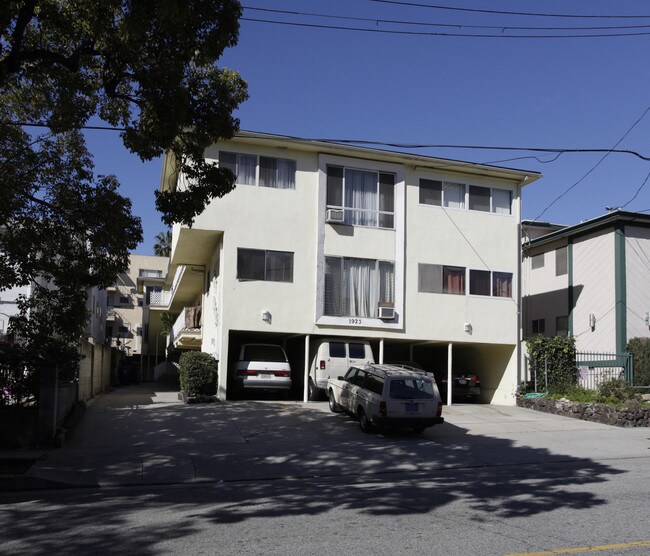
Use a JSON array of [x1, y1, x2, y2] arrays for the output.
[[327, 364, 444, 433]]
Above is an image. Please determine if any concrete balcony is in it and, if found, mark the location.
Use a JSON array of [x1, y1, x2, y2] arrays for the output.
[[168, 306, 202, 349], [106, 307, 116, 321], [149, 290, 172, 308]]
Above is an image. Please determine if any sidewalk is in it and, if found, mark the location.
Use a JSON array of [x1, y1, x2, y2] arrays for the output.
[[1, 383, 648, 491]]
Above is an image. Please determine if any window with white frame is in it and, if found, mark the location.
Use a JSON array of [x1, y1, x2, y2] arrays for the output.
[[324, 256, 394, 317], [220, 151, 296, 189], [419, 179, 511, 214], [237, 249, 294, 282], [326, 165, 395, 228]]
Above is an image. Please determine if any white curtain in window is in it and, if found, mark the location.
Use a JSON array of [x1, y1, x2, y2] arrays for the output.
[[344, 258, 378, 317], [443, 182, 465, 209], [379, 261, 395, 303], [238, 154, 256, 185], [277, 159, 296, 189], [492, 189, 512, 215], [345, 169, 377, 226]]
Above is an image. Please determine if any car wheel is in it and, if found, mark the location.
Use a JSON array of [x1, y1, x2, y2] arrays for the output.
[[328, 390, 341, 413], [412, 426, 426, 434], [358, 407, 373, 433], [308, 379, 320, 401]]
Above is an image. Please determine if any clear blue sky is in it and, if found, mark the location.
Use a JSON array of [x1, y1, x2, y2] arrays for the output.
[[85, 0, 650, 254]]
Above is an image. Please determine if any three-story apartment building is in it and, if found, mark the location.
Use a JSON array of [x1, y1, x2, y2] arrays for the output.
[[152, 131, 541, 404]]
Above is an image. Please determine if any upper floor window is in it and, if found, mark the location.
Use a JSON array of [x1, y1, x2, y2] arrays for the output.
[[325, 256, 394, 317], [327, 165, 395, 228], [139, 269, 163, 278], [531, 253, 544, 270], [555, 246, 568, 276], [237, 249, 294, 282], [220, 151, 296, 189], [556, 316, 568, 336], [420, 264, 512, 298], [419, 179, 511, 214], [532, 318, 545, 335]]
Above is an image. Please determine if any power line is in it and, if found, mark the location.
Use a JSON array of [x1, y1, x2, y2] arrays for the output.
[[7, 121, 650, 163], [369, 0, 650, 20], [241, 17, 650, 38], [620, 168, 650, 209], [530, 104, 650, 223], [243, 6, 650, 31]]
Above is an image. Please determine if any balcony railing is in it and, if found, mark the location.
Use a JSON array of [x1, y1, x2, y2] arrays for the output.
[[169, 305, 202, 349], [149, 290, 172, 307]]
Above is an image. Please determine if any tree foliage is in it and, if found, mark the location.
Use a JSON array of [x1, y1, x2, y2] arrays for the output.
[[1, 0, 249, 227], [154, 230, 172, 257], [0, 1, 247, 400], [525, 335, 578, 392], [626, 337, 650, 387]]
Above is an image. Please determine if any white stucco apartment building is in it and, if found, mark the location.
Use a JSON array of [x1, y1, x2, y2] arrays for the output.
[[152, 131, 541, 404]]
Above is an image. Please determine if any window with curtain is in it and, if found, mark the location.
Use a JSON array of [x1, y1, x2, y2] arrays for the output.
[[469, 186, 490, 212], [219, 151, 256, 185], [326, 165, 395, 229], [492, 188, 512, 214], [237, 248, 294, 282], [324, 256, 394, 317], [443, 182, 465, 209], [418, 264, 465, 295], [492, 272, 512, 298], [260, 156, 296, 189], [419, 179, 442, 206], [220, 151, 296, 189]]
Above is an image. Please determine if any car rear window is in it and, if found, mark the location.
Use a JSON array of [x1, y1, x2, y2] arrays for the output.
[[329, 342, 346, 358], [348, 343, 366, 359], [389, 378, 435, 400], [242, 345, 287, 362]]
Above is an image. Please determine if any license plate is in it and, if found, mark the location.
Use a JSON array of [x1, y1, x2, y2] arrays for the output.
[[258, 373, 273, 379], [405, 402, 419, 412], [458, 379, 467, 385]]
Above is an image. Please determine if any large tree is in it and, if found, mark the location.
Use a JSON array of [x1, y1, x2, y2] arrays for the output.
[[0, 1, 247, 400], [1, 0, 248, 227]]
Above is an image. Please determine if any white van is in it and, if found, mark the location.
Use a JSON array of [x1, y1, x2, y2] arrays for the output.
[[308, 338, 374, 400]]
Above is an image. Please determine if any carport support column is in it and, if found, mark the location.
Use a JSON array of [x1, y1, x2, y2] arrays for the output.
[[303, 335, 310, 402], [447, 343, 453, 406], [379, 339, 384, 364]]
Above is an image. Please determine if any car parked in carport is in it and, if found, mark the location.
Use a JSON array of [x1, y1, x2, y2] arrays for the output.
[[389, 361, 481, 403], [328, 364, 444, 433], [234, 343, 292, 395]]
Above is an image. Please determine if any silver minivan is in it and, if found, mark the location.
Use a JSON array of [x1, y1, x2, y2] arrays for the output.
[[308, 338, 374, 400]]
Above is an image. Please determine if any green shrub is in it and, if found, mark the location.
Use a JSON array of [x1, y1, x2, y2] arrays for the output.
[[548, 385, 599, 403], [626, 337, 650, 387], [596, 378, 639, 405], [179, 351, 218, 397], [525, 336, 578, 393]]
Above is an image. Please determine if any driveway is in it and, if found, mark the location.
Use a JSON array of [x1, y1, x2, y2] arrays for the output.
[[11, 383, 650, 489]]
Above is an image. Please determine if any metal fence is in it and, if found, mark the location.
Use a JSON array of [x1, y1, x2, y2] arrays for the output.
[[575, 351, 633, 391]]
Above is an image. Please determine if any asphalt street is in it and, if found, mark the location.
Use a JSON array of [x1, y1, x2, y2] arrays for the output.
[[0, 384, 648, 555]]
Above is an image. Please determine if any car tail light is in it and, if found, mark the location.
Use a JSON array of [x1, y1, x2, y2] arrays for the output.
[[436, 402, 443, 417], [274, 370, 291, 377], [379, 401, 387, 417], [470, 376, 479, 383], [319, 360, 326, 370], [237, 370, 258, 376]]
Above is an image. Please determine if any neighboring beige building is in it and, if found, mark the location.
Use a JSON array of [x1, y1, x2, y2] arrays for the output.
[[522, 210, 650, 355], [151, 131, 541, 404], [107, 254, 169, 380]]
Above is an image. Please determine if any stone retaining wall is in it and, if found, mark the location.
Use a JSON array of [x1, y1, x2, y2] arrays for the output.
[[517, 397, 650, 427]]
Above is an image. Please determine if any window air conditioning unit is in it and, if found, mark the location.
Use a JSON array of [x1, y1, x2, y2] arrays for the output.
[[378, 305, 395, 320], [326, 209, 345, 224]]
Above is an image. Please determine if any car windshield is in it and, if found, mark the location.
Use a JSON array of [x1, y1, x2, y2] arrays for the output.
[[242, 345, 286, 362], [389, 378, 435, 400]]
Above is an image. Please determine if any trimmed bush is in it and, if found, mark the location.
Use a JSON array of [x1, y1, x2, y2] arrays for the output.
[[626, 337, 650, 387], [179, 351, 218, 397], [596, 378, 640, 405], [525, 335, 578, 393]]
